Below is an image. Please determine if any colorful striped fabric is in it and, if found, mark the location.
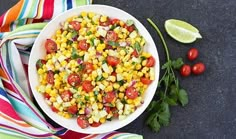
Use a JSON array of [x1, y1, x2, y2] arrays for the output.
[[0, 0, 143, 139]]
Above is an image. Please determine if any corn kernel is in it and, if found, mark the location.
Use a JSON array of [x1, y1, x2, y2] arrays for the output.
[[113, 83, 120, 89], [109, 76, 116, 82], [127, 99, 133, 104], [98, 103, 103, 109], [116, 67, 123, 73], [118, 93, 124, 99], [99, 117, 106, 123], [118, 34, 123, 39], [37, 69, 44, 74], [135, 64, 142, 70], [102, 72, 109, 78], [88, 12, 95, 18], [79, 51, 85, 56], [119, 86, 125, 92], [119, 49, 126, 56], [97, 94, 102, 102], [138, 72, 144, 77], [81, 11, 87, 17], [119, 21, 125, 27], [142, 52, 151, 58], [50, 97, 56, 102], [100, 16, 107, 22], [79, 109, 85, 114], [88, 118, 93, 124], [142, 60, 147, 66]]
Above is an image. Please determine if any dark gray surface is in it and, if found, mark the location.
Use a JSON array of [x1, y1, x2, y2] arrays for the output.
[[1, 0, 236, 139]]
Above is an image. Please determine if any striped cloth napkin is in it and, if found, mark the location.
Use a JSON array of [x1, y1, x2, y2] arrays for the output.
[[0, 0, 143, 139]]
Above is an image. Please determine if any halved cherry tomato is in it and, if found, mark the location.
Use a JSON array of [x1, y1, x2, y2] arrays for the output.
[[77, 115, 89, 129], [131, 50, 139, 58], [104, 106, 111, 113], [180, 64, 191, 77], [111, 107, 119, 118], [125, 24, 135, 32], [36, 59, 46, 70], [82, 80, 94, 92], [46, 70, 54, 84], [125, 86, 139, 99], [43, 93, 51, 100], [192, 62, 205, 75], [146, 56, 155, 67], [69, 21, 81, 31], [111, 18, 120, 25], [106, 31, 118, 42], [99, 18, 111, 26], [187, 48, 199, 61], [67, 105, 78, 115], [83, 62, 94, 74], [90, 122, 102, 127], [61, 90, 73, 102], [111, 72, 117, 76], [103, 91, 116, 103], [45, 39, 57, 54], [140, 77, 152, 85], [51, 106, 59, 113], [107, 56, 120, 66], [67, 73, 81, 87], [78, 39, 89, 51]]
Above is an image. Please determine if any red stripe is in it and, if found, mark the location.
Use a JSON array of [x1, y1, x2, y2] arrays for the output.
[[0, 98, 22, 120], [42, 0, 54, 19], [23, 64, 33, 99], [60, 130, 88, 139], [2, 80, 15, 93], [0, 12, 6, 27]]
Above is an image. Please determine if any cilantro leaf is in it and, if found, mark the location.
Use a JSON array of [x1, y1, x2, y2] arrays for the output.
[[178, 89, 188, 106], [134, 42, 142, 53], [108, 41, 120, 46], [171, 58, 184, 69]]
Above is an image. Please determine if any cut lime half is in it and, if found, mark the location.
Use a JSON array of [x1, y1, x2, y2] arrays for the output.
[[165, 19, 202, 43]]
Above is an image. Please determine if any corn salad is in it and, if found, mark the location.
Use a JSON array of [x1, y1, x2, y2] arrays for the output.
[[36, 11, 155, 129]]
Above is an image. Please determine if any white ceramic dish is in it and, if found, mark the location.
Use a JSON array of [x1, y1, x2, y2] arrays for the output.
[[29, 4, 160, 134]]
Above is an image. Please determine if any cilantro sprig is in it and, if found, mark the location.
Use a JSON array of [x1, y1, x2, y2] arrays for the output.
[[146, 18, 189, 132]]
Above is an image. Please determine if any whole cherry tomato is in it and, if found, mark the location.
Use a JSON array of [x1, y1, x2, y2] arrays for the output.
[[192, 62, 205, 75], [187, 48, 199, 61], [180, 64, 191, 77]]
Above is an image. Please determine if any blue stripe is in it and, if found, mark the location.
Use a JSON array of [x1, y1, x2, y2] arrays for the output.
[[5, 41, 13, 77], [19, 0, 29, 18], [67, 0, 72, 10], [0, 87, 8, 99]]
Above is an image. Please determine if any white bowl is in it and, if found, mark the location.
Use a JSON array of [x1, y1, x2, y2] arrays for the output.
[[29, 4, 160, 134]]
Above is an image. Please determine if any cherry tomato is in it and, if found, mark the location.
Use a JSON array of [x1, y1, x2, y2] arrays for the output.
[[146, 56, 155, 67], [60, 90, 73, 102], [131, 50, 139, 57], [36, 59, 46, 70], [111, 107, 119, 118], [51, 106, 59, 113], [67, 73, 81, 87], [111, 72, 117, 77], [180, 64, 191, 77], [67, 105, 78, 115], [46, 70, 54, 84], [45, 39, 57, 54], [78, 39, 89, 51], [99, 18, 111, 26], [43, 93, 51, 100], [82, 80, 94, 92], [69, 21, 81, 31], [77, 115, 89, 129], [103, 91, 116, 103], [107, 56, 120, 66], [125, 86, 139, 99], [90, 122, 102, 127], [192, 62, 205, 75], [140, 77, 152, 85], [106, 31, 118, 42], [111, 18, 120, 25], [187, 48, 199, 61], [125, 24, 135, 32], [83, 62, 94, 74], [104, 106, 111, 113]]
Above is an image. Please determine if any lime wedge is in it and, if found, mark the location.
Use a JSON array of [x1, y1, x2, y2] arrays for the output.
[[165, 19, 202, 43]]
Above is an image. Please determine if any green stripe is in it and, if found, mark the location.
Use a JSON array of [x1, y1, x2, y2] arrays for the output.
[[0, 132, 26, 139], [28, 0, 39, 18], [76, 0, 87, 6]]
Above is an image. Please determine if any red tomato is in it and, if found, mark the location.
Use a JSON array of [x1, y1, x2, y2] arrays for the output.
[[36, 59, 46, 70], [111, 18, 120, 25], [111, 107, 119, 118], [111, 72, 117, 77], [83, 62, 94, 74], [67, 73, 81, 87], [69, 21, 81, 31], [43, 93, 51, 100], [46, 70, 54, 84], [90, 122, 101, 127], [146, 56, 155, 67], [67, 105, 78, 115], [78, 40, 89, 51], [125, 25, 135, 32], [51, 106, 59, 113], [180, 64, 191, 77], [140, 77, 153, 85], [103, 91, 116, 103], [82, 80, 94, 92], [77, 115, 89, 129], [45, 39, 57, 54], [104, 106, 111, 113], [126, 86, 139, 99], [99, 18, 111, 26], [106, 31, 118, 42], [60, 90, 73, 102], [192, 62, 205, 75], [187, 48, 199, 61], [107, 56, 120, 66], [131, 50, 139, 58]]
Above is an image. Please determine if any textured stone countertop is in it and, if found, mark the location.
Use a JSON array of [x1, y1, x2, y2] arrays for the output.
[[1, 0, 236, 138]]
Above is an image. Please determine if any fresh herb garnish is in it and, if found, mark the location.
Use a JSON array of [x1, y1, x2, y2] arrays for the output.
[[71, 47, 80, 59], [145, 18, 188, 132], [86, 31, 92, 36], [108, 41, 120, 46], [95, 75, 104, 81], [117, 80, 125, 86], [134, 41, 142, 53]]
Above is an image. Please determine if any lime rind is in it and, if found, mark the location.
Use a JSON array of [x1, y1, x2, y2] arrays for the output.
[[165, 19, 202, 43]]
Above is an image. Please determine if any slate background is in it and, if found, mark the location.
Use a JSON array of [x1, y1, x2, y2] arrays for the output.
[[1, 0, 236, 139]]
